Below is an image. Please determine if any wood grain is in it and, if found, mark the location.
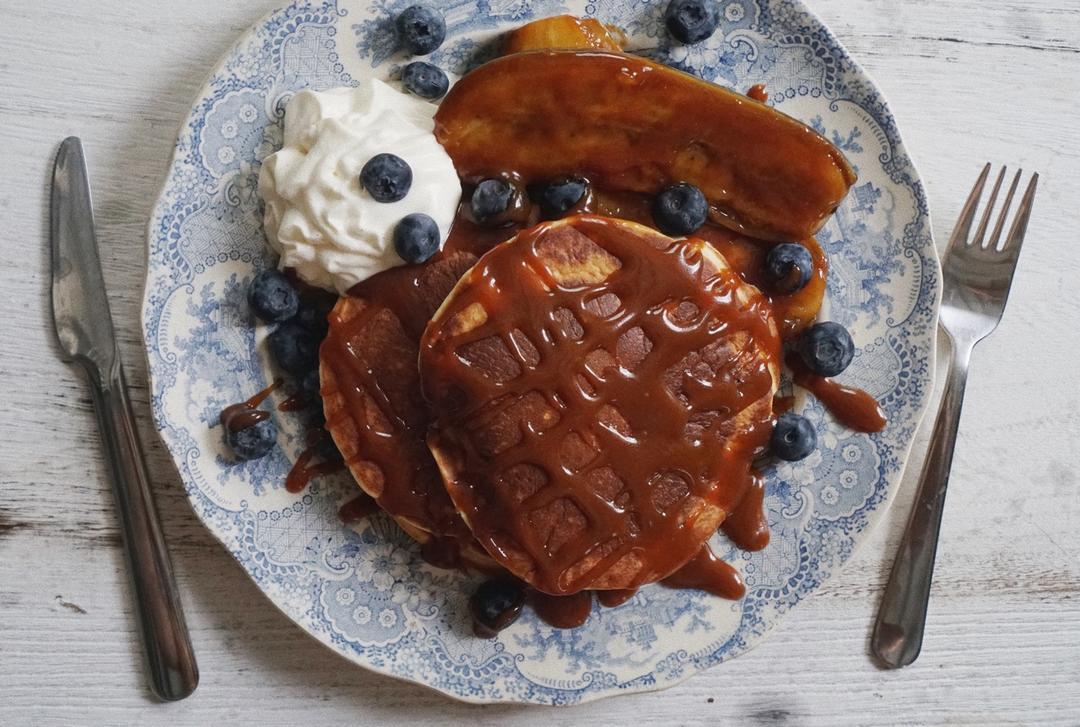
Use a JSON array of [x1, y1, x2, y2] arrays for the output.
[[1, 0, 1078, 724]]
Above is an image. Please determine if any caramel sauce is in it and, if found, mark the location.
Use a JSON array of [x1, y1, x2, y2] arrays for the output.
[[285, 428, 345, 494], [531, 590, 594, 629], [421, 215, 780, 595], [339, 493, 378, 524], [596, 588, 637, 608], [219, 379, 282, 432], [662, 544, 746, 600], [785, 353, 887, 433], [721, 470, 770, 552], [747, 83, 769, 103]]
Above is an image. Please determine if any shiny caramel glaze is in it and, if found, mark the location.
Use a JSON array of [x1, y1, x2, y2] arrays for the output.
[[504, 15, 624, 54], [319, 218, 518, 570], [420, 215, 782, 595], [435, 50, 856, 242]]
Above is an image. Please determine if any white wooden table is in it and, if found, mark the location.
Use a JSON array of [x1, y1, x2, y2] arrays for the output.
[[2, 1, 1078, 724]]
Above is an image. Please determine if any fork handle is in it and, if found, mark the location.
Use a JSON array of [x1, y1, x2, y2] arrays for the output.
[[84, 360, 199, 700], [871, 339, 972, 668]]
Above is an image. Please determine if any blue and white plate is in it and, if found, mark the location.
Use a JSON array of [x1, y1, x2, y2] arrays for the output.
[[143, 0, 940, 705]]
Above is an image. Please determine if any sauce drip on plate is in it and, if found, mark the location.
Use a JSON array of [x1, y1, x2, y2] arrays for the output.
[[786, 353, 887, 433]]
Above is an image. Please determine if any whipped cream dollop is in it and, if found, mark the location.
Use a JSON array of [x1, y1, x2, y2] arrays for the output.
[[259, 80, 461, 293]]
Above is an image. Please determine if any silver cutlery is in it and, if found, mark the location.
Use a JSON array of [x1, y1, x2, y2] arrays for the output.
[[50, 137, 199, 700], [871, 164, 1039, 668]]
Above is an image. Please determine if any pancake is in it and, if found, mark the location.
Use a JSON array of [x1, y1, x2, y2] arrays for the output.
[[419, 215, 782, 595], [319, 246, 498, 570]]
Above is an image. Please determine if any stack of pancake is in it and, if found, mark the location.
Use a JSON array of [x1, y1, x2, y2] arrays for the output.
[[321, 214, 782, 596]]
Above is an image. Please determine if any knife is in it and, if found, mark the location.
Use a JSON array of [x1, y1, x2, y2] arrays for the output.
[[50, 137, 198, 701]]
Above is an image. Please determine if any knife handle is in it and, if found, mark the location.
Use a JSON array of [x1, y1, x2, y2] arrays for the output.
[[84, 361, 199, 701]]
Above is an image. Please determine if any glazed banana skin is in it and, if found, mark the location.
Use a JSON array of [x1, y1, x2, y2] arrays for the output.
[[435, 50, 857, 242]]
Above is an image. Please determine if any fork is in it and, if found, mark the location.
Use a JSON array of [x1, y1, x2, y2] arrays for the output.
[[871, 164, 1039, 668]]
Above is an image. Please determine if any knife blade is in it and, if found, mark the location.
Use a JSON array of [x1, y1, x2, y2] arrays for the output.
[[50, 137, 118, 376], [49, 137, 199, 701]]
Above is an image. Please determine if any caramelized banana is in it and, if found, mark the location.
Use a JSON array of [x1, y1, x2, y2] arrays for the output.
[[435, 51, 856, 242], [504, 15, 624, 53]]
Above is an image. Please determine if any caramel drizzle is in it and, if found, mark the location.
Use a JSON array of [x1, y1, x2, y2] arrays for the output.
[[531, 590, 593, 629], [220, 378, 282, 432], [421, 216, 781, 595], [786, 353, 887, 433], [721, 470, 770, 552], [662, 544, 746, 600], [285, 428, 344, 494]]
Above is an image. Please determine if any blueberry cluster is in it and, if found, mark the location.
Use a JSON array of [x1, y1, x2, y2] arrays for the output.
[[358, 152, 442, 264], [396, 6, 451, 100], [225, 270, 336, 460], [770, 323, 858, 461]]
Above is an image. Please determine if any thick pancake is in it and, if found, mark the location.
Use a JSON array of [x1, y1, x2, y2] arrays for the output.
[[319, 241, 503, 570], [420, 215, 782, 595]]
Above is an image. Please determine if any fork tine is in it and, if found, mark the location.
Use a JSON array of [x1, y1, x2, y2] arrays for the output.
[[947, 163, 991, 251], [987, 169, 1022, 250], [1002, 173, 1039, 262], [970, 165, 1006, 247]]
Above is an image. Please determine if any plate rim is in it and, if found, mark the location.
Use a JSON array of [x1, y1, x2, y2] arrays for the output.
[[141, 0, 942, 705]]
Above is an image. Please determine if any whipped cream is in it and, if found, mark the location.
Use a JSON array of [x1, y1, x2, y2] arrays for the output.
[[259, 80, 461, 293]]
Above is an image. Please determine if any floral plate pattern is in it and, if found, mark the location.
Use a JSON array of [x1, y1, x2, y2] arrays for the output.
[[143, 0, 940, 705]]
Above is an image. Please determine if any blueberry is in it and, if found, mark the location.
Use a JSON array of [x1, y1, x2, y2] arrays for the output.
[[393, 213, 441, 264], [268, 321, 320, 375], [771, 412, 817, 462], [470, 579, 526, 638], [316, 431, 340, 462], [227, 418, 277, 461], [360, 153, 412, 203], [540, 177, 587, 219], [295, 297, 334, 338], [402, 61, 449, 100], [300, 368, 321, 397], [665, 0, 720, 44], [471, 179, 513, 221], [652, 183, 708, 236], [248, 269, 299, 323], [396, 5, 446, 55], [765, 243, 815, 294], [798, 322, 855, 377]]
